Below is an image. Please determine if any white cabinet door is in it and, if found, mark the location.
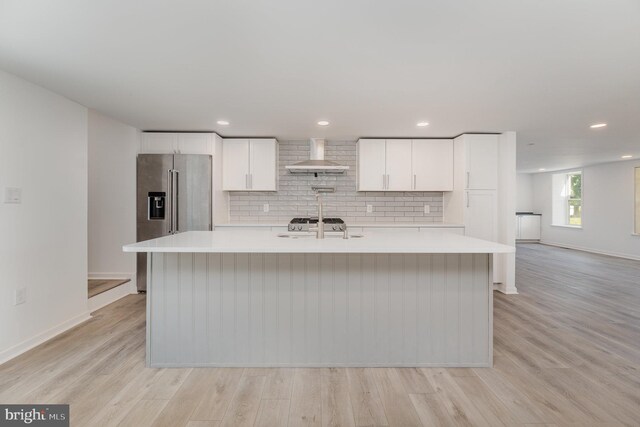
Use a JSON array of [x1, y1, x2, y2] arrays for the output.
[[385, 139, 412, 191], [515, 216, 522, 239], [140, 133, 178, 154], [465, 135, 498, 190], [177, 133, 212, 154], [412, 139, 453, 191], [358, 139, 387, 191], [519, 215, 541, 240], [249, 139, 277, 191], [222, 139, 250, 190], [464, 190, 497, 242]]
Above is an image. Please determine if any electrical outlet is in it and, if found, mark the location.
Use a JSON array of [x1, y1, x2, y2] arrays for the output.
[[366, 204, 373, 213], [4, 187, 22, 204], [424, 204, 431, 214], [14, 288, 27, 305], [263, 203, 269, 213]]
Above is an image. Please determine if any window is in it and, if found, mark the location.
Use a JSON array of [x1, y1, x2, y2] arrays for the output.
[[552, 171, 582, 227], [635, 167, 640, 234]]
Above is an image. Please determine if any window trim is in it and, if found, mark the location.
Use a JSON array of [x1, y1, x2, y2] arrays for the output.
[[551, 169, 583, 228], [634, 167, 640, 235]]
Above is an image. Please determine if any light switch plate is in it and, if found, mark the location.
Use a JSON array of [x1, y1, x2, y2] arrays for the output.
[[263, 203, 269, 213], [14, 288, 27, 305], [424, 204, 431, 214], [4, 187, 22, 204], [366, 204, 373, 213]]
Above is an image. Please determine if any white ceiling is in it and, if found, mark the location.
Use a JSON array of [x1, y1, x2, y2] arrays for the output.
[[1, 0, 639, 172]]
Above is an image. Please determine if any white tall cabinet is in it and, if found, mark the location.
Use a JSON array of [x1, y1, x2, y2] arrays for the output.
[[222, 138, 277, 191], [444, 133, 517, 293], [465, 190, 497, 242], [444, 134, 499, 241], [357, 139, 453, 191], [464, 135, 498, 190]]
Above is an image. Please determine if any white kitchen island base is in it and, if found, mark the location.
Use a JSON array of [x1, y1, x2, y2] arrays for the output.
[[146, 251, 493, 368]]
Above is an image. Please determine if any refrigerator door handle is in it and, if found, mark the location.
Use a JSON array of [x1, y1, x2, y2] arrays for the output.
[[173, 170, 179, 232], [167, 169, 173, 234]]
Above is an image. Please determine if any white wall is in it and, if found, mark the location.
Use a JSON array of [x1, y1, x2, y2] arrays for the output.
[[0, 70, 89, 362], [88, 110, 138, 281], [516, 173, 534, 212], [532, 160, 640, 260]]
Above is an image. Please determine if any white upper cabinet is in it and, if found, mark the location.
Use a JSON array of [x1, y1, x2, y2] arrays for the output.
[[357, 139, 387, 191], [385, 139, 413, 191], [412, 139, 453, 191], [140, 132, 213, 155], [249, 139, 278, 191], [357, 138, 453, 191], [464, 134, 498, 190], [223, 138, 277, 191], [177, 133, 213, 154], [222, 139, 250, 191], [140, 133, 178, 154]]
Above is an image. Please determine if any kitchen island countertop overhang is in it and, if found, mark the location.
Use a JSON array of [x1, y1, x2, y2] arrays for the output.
[[123, 229, 514, 254], [125, 230, 513, 368]]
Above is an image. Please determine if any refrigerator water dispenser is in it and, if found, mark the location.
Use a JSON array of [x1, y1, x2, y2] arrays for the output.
[[148, 192, 166, 220]]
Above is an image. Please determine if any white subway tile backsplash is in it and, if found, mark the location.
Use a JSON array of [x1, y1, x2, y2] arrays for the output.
[[228, 140, 444, 223]]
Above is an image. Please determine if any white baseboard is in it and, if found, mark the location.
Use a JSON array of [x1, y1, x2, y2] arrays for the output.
[[0, 311, 92, 366], [88, 272, 134, 280], [541, 241, 640, 261], [89, 280, 138, 312], [493, 283, 519, 295]]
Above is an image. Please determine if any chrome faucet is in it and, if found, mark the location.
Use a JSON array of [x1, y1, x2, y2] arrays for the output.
[[309, 193, 325, 239]]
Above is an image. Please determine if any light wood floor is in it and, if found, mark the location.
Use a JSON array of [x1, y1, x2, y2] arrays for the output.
[[88, 279, 131, 298], [2, 243, 640, 426]]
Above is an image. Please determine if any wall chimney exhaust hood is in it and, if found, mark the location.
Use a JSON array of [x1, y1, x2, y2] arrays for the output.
[[285, 138, 349, 174]]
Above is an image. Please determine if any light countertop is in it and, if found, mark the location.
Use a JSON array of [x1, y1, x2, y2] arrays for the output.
[[123, 230, 513, 254]]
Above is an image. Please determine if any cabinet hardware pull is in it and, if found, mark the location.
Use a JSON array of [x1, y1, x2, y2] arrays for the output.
[[466, 192, 470, 208], [413, 174, 417, 189]]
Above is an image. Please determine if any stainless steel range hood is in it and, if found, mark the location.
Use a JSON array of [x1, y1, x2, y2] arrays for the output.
[[285, 138, 349, 174]]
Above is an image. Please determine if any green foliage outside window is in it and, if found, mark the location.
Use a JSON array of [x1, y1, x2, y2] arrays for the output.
[[568, 173, 582, 225]]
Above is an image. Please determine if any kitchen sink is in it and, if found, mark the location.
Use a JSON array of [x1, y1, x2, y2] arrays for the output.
[[277, 233, 364, 239]]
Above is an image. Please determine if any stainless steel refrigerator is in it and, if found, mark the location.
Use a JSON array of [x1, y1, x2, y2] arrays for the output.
[[136, 154, 212, 292]]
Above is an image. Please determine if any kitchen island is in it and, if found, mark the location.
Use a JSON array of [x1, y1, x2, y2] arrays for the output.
[[124, 230, 513, 368]]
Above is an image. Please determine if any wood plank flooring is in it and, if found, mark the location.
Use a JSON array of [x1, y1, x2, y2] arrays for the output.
[[88, 279, 131, 298], [2, 243, 639, 426]]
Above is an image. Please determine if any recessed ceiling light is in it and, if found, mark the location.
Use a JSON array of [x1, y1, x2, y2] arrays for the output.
[[317, 120, 330, 126], [621, 155, 633, 159], [217, 120, 229, 126], [416, 122, 429, 127], [590, 123, 607, 128], [538, 168, 546, 171]]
